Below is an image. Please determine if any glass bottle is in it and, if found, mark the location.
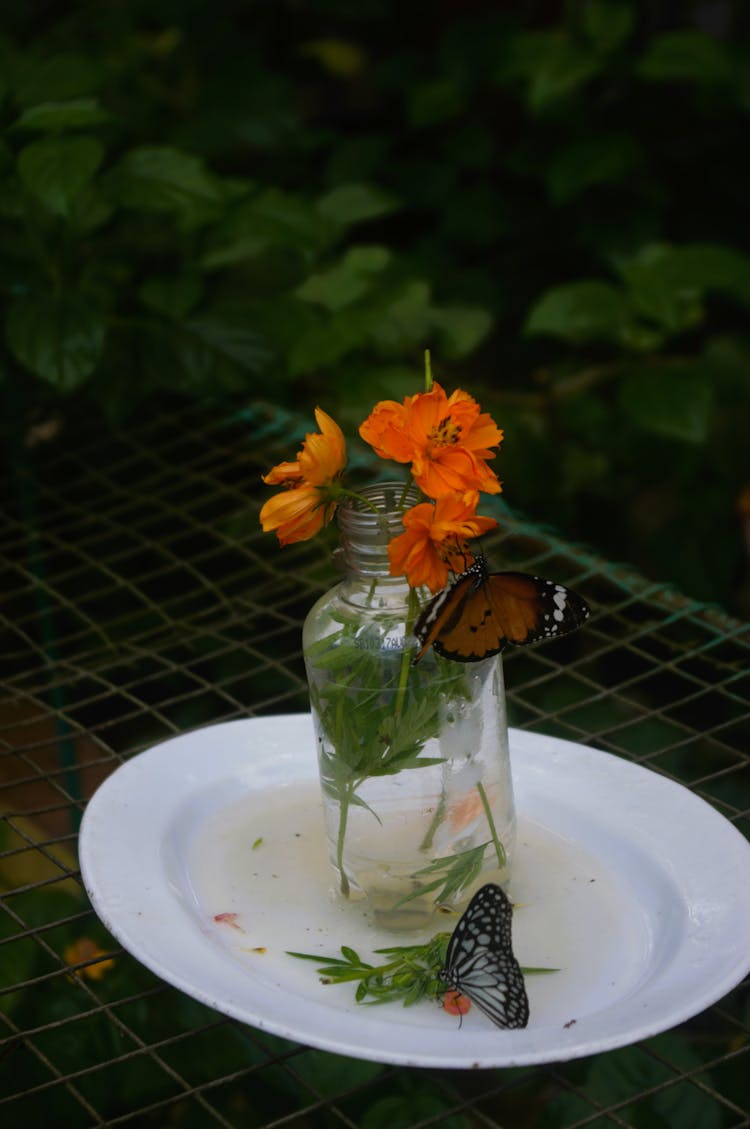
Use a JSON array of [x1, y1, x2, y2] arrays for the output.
[[302, 482, 515, 930]]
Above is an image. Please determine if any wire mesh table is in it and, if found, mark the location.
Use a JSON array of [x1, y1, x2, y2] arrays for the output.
[[2, 400, 749, 1128]]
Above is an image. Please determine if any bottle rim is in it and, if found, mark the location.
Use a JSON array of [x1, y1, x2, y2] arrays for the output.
[[337, 481, 421, 540]]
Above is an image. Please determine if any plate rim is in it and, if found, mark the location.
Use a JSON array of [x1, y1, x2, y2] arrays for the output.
[[79, 714, 750, 1069]]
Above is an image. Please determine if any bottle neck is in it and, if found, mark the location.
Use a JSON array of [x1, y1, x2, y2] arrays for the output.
[[336, 482, 419, 602]]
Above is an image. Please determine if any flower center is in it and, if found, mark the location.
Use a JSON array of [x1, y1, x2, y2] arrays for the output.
[[428, 415, 461, 449], [438, 536, 471, 568]]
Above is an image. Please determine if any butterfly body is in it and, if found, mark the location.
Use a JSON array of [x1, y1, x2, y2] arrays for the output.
[[413, 559, 590, 664], [440, 883, 529, 1030]]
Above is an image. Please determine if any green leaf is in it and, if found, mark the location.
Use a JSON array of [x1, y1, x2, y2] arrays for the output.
[[13, 53, 104, 106], [68, 183, 115, 233], [203, 188, 331, 268], [618, 243, 750, 330], [637, 30, 733, 85], [298, 38, 366, 78], [547, 132, 641, 204], [289, 307, 373, 374], [12, 98, 113, 131], [397, 843, 490, 906], [296, 245, 391, 311], [362, 1090, 470, 1129], [107, 146, 222, 226], [587, 1035, 722, 1129], [430, 305, 492, 358], [289, 1049, 384, 1099], [618, 362, 714, 444], [499, 31, 602, 111], [582, 0, 634, 54], [317, 182, 398, 227], [6, 294, 105, 390], [138, 276, 203, 320], [407, 77, 467, 126], [17, 135, 104, 217], [670, 244, 750, 306], [525, 281, 633, 345], [370, 280, 433, 353], [617, 244, 704, 333], [180, 317, 270, 373]]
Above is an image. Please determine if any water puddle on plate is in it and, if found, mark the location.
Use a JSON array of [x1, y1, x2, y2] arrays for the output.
[[167, 778, 672, 1029]]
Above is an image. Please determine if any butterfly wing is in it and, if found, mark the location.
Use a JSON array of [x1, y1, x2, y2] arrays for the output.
[[440, 883, 529, 1030], [485, 572, 590, 648], [412, 566, 486, 663], [413, 567, 590, 663]]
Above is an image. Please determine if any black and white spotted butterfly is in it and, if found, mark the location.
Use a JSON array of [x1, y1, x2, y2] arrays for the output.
[[440, 883, 529, 1029]]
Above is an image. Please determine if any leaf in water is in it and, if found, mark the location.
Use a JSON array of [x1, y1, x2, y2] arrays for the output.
[[397, 843, 490, 906]]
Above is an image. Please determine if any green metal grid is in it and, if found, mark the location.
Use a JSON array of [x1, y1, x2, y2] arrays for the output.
[[1, 399, 749, 1128]]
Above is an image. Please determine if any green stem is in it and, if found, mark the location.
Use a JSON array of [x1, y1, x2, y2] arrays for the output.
[[424, 348, 433, 391], [333, 487, 382, 515], [477, 780, 506, 869], [394, 586, 421, 720], [419, 784, 446, 852], [397, 477, 414, 509], [336, 781, 354, 898]]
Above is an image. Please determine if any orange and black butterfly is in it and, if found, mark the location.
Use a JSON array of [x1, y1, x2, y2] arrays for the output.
[[413, 558, 590, 664]]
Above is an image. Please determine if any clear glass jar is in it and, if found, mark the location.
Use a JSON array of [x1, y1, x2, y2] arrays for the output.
[[303, 482, 515, 930]]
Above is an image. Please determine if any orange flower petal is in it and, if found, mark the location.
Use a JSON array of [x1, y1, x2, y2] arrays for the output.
[[360, 380, 503, 499], [358, 399, 415, 463], [388, 525, 451, 593], [388, 493, 497, 592], [261, 407, 346, 546], [260, 484, 330, 545], [262, 459, 302, 486], [299, 407, 347, 484]]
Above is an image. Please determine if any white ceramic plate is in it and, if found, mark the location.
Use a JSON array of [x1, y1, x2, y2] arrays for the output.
[[79, 714, 750, 1069]]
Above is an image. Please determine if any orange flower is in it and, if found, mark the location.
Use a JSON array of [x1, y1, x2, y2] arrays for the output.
[[443, 988, 472, 1016], [64, 937, 116, 981], [388, 492, 498, 593], [359, 382, 503, 499], [260, 408, 346, 545]]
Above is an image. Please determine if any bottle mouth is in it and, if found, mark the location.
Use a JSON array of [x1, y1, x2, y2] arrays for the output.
[[337, 481, 422, 543]]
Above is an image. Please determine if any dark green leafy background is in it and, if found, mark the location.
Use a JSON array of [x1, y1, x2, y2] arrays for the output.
[[2, 1, 750, 619]]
